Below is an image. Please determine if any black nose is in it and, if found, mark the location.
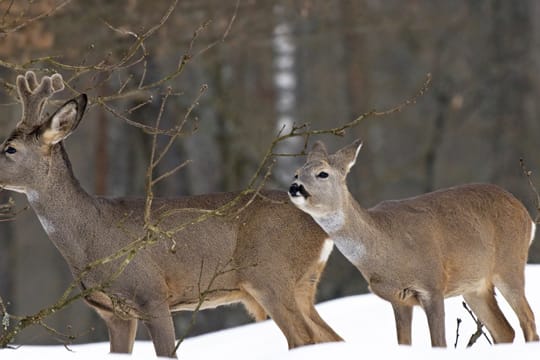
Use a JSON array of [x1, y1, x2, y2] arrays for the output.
[[289, 183, 301, 196], [290, 183, 310, 198]]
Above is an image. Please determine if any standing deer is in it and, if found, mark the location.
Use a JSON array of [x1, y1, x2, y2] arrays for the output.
[[0, 71, 342, 358], [289, 139, 539, 347]]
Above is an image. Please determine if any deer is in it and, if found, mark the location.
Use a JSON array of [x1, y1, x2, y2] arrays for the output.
[[289, 138, 539, 347], [0, 71, 343, 358]]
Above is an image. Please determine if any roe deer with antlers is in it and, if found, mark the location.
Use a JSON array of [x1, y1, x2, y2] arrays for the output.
[[0, 72, 342, 357], [289, 139, 539, 347]]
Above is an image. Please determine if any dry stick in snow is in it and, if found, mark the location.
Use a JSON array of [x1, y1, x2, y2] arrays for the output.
[[454, 317, 462, 348], [462, 302, 492, 347]]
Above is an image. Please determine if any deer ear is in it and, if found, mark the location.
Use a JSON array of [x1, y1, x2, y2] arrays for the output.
[[307, 141, 328, 162], [40, 94, 87, 145], [330, 139, 363, 174]]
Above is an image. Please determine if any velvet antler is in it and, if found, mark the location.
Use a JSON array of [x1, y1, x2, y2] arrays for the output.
[[16, 71, 64, 127]]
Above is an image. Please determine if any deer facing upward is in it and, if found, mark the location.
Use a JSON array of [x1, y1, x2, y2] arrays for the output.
[[289, 139, 539, 347], [0, 72, 342, 357]]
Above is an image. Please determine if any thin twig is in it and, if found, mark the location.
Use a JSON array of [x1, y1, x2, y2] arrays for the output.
[[0, 0, 73, 36], [153, 85, 206, 172], [462, 301, 492, 347], [520, 158, 540, 224], [454, 318, 462, 348], [171, 258, 252, 357], [151, 160, 192, 186]]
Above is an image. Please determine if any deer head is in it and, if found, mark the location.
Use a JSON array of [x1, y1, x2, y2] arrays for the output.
[[0, 71, 87, 194], [289, 139, 362, 219]]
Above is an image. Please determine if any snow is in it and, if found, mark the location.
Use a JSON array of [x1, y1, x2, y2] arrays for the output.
[[2, 265, 540, 359]]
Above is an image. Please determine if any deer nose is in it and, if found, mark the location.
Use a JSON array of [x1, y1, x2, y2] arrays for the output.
[[290, 183, 310, 198], [289, 183, 301, 197]]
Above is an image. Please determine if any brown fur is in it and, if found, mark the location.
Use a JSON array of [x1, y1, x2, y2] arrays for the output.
[[289, 139, 539, 347]]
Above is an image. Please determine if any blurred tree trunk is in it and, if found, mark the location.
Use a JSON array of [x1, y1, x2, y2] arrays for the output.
[[272, 4, 301, 185]]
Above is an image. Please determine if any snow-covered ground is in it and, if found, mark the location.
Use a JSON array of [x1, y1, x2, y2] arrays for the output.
[[2, 265, 540, 359]]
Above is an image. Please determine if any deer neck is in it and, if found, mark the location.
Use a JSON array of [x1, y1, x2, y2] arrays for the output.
[[315, 192, 380, 267], [25, 145, 96, 267]]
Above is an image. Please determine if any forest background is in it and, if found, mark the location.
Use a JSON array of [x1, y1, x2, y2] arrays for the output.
[[1, 0, 539, 345]]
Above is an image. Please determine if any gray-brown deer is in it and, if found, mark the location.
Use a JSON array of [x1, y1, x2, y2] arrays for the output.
[[289, 139, 539, 347], [0, 71, 342, 357]]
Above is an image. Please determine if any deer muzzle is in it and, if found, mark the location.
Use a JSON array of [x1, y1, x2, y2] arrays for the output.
[[289, 183, 310, 198]]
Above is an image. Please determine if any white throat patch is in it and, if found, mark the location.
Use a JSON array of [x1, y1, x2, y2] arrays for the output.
[[333, 235, 366, 266], [25, 190, 56, 234], [26, 189, 39, 203], [531, 221, 537, 244], [37, 215, 56, 235], [314, 211, 345, 233]]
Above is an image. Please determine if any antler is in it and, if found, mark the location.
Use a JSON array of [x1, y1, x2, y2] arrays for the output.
[[16, 71, 65, 127]]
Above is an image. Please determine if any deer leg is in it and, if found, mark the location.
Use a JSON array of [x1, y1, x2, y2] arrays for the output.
[[242, 292, 268, 321], [95, 309, 138, 354], [294, 298, 343, 343], [463, 288, 515, 343], [304, 304, 343, 342], [140, 303, 177, 358], [392, 303, 413, 345], [242, 282, 315, 349], [494, 277, 539, 342], [418, 292, 446, 347], [293, 265, 342, 342]]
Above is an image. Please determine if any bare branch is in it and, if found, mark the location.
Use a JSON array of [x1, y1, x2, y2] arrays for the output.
[[462, 301, 492, 347], [151, 160, 192, 186], [171, 258, 254, 357], [454, 317, 462, 348], [246, 72, 433, 195], [0, 0, 73, 36], [152, 84, 207, 168], [520, 158, 540, 224]]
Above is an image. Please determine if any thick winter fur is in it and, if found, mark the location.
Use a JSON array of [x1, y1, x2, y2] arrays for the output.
[[0, 72, 342, 358], [289, 139, 539, 347]]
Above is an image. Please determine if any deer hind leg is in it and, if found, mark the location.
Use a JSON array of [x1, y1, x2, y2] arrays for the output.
[[392, 303, 413, 345], [494, 274, 539, 342], [95, 308, 138, 354], [294, 267, 343, 342], [418, 292, 447, 347], [463, 286, 515, 343], [242, 292, 268, 321], [241, 282, 316, 349], [302, 304, 343, 342]]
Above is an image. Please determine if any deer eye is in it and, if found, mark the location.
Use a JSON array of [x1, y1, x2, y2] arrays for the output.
[[317, 171, 329, 179], [5, 146, 16, 154], [294, 174, 298, 180]]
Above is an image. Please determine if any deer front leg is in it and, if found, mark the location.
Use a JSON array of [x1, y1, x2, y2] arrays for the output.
[[96, 309, 138, 354], [141, 303, 177, 358], [392, 303, 413, 345], [418, 292, 446, 347]]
